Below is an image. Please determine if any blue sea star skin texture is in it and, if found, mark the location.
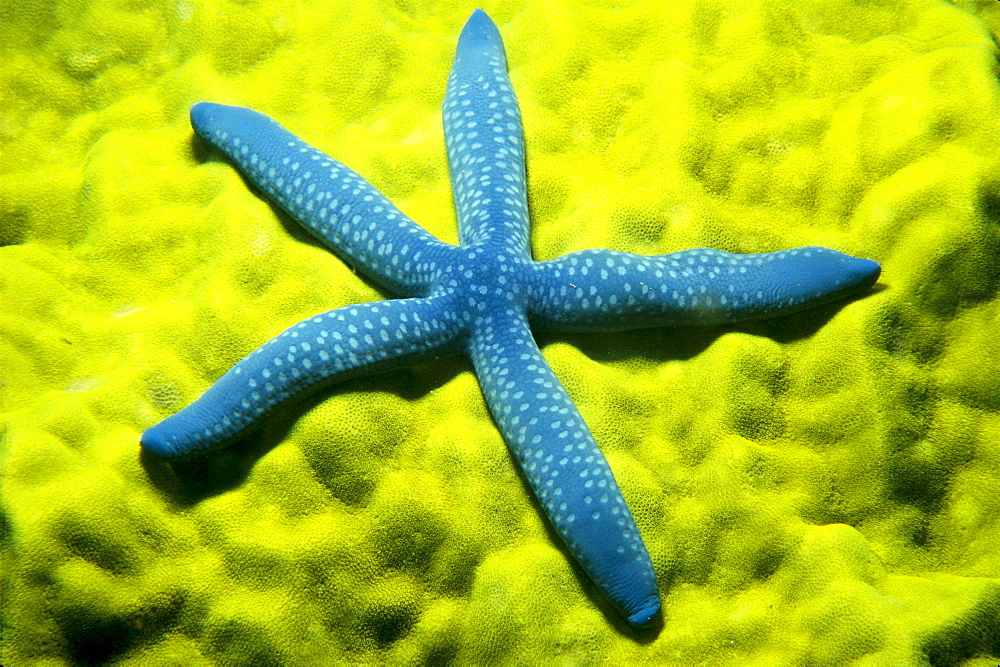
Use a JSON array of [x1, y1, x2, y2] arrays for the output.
[[140, 9, 881, 627]]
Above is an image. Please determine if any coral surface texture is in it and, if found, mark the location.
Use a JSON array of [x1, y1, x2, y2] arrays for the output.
[[2, 0, 1000, 664]]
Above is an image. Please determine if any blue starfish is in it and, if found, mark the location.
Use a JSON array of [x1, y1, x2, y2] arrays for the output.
[[141, 9, 880, 626]]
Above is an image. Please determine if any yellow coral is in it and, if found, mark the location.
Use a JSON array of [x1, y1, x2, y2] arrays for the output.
[[2, 0, 1000, 663]]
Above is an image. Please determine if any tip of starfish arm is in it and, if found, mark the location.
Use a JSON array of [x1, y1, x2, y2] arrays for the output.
[[763, 247, 882, 314], [139, 422, 178, 458], [458, 9, 504, 61], [189, 100, 218, 128], [468, 8, 493, 25], [817, 251, 882, 297], [190, 101, 231, 142], [190, 101, 248, 138], [140, 406, 218, 459], [627, 597, 662, 627], [855, 257, 882, 288]]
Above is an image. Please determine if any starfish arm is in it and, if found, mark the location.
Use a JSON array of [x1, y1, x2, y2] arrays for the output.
[[443, 10, 531, 256], [529, 246, 881, 331], [469, 311, 661, 626], [190, 102, 459, 296], [141, 295, 464, 458]]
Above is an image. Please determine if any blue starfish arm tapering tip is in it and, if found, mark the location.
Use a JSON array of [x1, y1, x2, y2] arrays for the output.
[[141, 296, 463, 458], [190, 102, 459, 297], [444, 10, 530, 255], [469, 312, 661, 625], [530, 246, 881, 331], [458, 9, 506, 61]]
